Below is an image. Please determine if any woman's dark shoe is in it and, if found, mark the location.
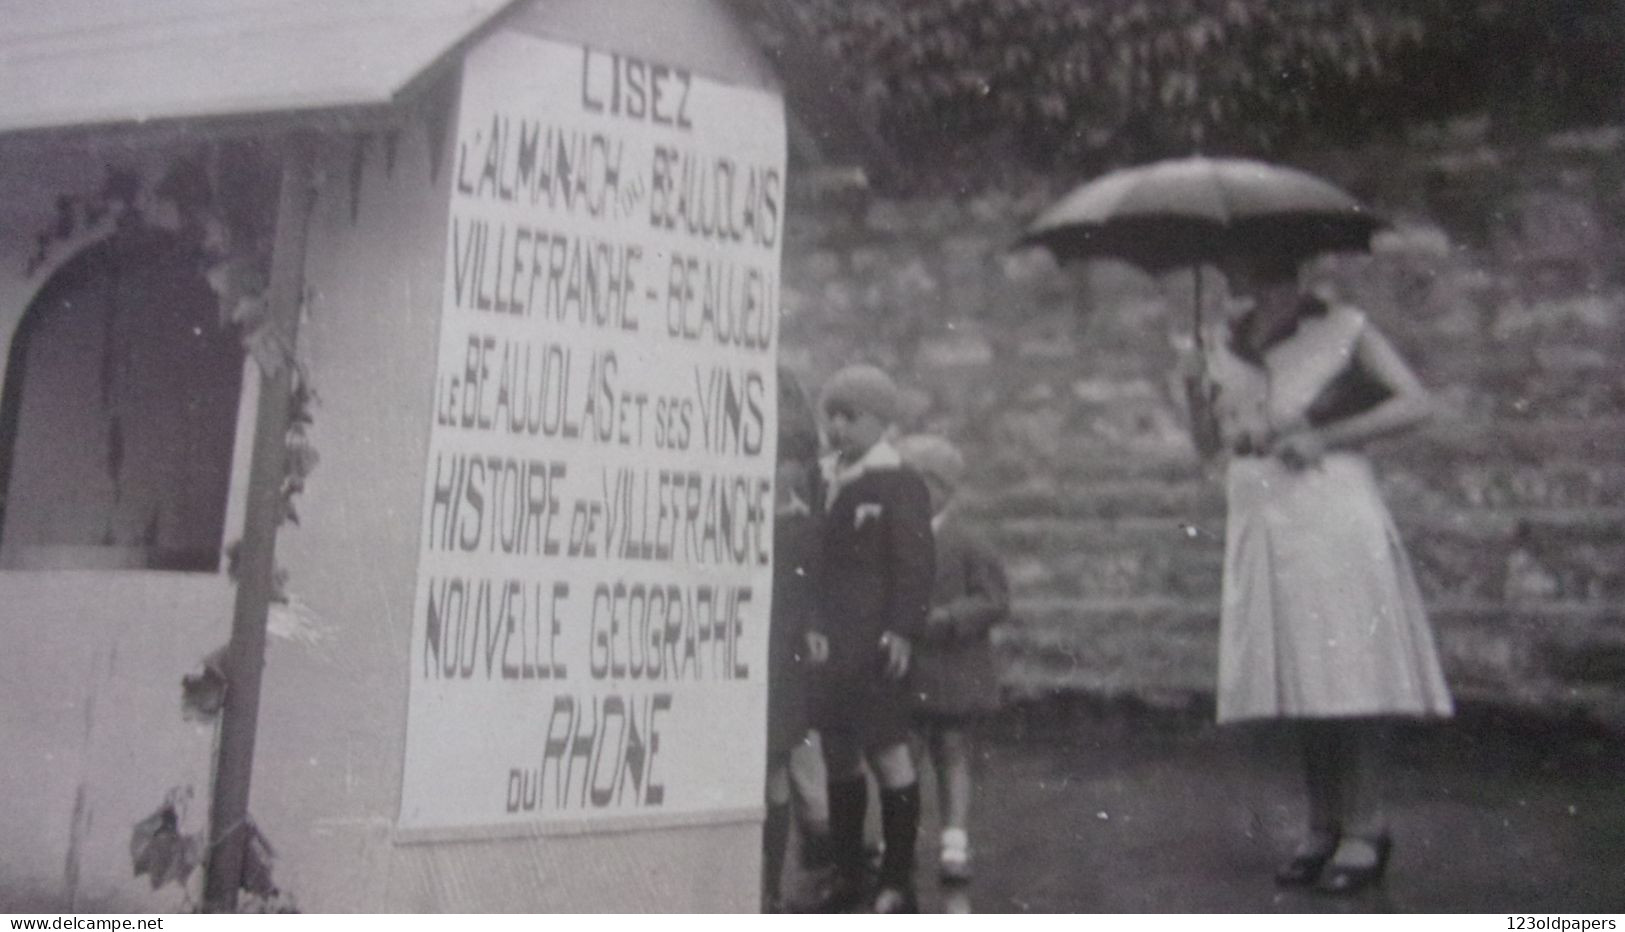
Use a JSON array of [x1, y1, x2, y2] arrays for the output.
[[1315, 835, 1392, 896], [1274, 834, 1339, 886]]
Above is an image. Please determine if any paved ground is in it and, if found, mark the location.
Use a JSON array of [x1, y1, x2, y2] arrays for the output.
[[795, 698, 1625, 914]]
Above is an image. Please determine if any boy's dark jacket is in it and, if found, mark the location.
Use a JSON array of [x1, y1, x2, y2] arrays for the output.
[[912, 511, 1009, 716], [813, 464, 935, 673], [767, 505, 819, 758]]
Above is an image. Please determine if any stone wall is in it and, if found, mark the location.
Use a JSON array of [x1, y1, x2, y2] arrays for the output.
[[779, 125, 1625, 730]]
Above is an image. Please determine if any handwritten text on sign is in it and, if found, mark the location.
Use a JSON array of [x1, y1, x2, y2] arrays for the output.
[[398, 31, 783, 836]]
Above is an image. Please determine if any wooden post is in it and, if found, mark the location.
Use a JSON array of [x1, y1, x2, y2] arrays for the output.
[[1192, 264, 1205, 352], [203, 135, 317, 913]]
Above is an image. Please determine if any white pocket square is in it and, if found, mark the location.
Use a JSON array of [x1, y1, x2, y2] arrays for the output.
[[854, 503, 884, 528]]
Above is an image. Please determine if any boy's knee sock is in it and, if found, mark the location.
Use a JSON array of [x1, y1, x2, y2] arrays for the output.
[[878, 782, 921, 891], [826, 776, 869, 880], [800, 820, 833, 871], [762, 802, 791, 902]]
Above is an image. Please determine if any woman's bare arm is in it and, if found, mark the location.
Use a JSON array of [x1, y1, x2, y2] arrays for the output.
[[1269, 320, 1434, 469], [1313, 323, 1436, 450]]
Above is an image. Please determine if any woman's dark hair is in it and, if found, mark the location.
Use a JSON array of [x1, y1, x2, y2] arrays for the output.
[[1226, 293, 1330, 367], [1222, 249, 1300, 286]]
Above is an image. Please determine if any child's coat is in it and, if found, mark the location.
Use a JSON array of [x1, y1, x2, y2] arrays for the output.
[[912, 510, 1009, 718]]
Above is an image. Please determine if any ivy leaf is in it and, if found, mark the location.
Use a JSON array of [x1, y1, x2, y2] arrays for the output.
[[285, 441, 320, 481], [181, 645, 229, 723], [130, 794, 198, 892], [244, 320, 292, 380], [241, 822, 277, 898]]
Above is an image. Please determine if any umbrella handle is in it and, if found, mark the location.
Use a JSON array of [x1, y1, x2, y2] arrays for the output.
[[1183, 367, 1223, 460], [1192, 265, 1205, 355], [1181, 265, 1222, 459]]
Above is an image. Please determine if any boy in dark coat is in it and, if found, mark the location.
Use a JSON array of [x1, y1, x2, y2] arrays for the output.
[[806, 364, 935, 913], [896, 434, 1010, 885]]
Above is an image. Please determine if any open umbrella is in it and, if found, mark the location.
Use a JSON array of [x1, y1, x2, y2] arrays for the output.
[[1020, 155, 1384, 272], [1021, 156, 1384, 456]]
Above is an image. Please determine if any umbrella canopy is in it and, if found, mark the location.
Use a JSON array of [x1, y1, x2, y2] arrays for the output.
[[1021, 156, 1383, 271]]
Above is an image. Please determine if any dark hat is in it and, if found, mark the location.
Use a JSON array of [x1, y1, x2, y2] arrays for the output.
[[896, 434, 965, 490]]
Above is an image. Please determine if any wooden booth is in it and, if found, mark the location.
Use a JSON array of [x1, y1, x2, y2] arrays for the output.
[[0, 0, 835, 912]]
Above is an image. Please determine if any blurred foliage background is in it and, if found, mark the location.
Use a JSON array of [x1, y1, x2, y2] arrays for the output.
[[746, 0, 1625, 186]]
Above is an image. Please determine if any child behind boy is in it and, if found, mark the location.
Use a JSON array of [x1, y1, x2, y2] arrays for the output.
[[805, 365, 935, 913], [762, 372, 831, 912], [895, 434, 1010, 886]]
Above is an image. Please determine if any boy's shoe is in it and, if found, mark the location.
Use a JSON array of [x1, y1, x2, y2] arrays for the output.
[[939, 828, 972, 885], [942, 889, 973, 914], [871, 886, 919, 914]]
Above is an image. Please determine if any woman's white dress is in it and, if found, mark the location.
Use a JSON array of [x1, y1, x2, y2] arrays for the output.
[[1207, 304, 1454, 723]]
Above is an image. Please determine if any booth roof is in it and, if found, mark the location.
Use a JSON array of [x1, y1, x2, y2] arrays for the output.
[[0, 0, 516, 135]]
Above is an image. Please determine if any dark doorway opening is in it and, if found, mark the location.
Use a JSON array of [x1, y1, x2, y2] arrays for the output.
[[0, 229, 244, 571]]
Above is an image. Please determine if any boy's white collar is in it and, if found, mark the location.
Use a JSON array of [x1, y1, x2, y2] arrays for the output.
[[822, 440, 901, 507], [824, 439, 901, 477]]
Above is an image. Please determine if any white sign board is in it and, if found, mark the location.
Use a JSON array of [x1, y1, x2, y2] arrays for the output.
[[398, 30, 784, 838]]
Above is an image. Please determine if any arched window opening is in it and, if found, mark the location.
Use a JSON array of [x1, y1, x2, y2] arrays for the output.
[[0, 228, 244, 571]]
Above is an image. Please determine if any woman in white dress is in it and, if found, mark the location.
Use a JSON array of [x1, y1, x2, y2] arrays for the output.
[[1189, 251, 1454, 895]]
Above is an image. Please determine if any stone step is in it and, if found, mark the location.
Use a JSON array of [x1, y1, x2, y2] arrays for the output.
[[992, 597, 1625, 729], [1416, 334, 1625, 389], [1388, 461, 1625, 512], [1002, 595, 1625, 627], [959, 460, 1625, 519], [1373, 418, 1625, 466], [950, 356, 1625, 429], [993, 597, 1217, 700], [987, 525, 1223, 602], [964, 417, 1625, 485], [959, 478, 1222, 521], [981, 508, 1625, 549]]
